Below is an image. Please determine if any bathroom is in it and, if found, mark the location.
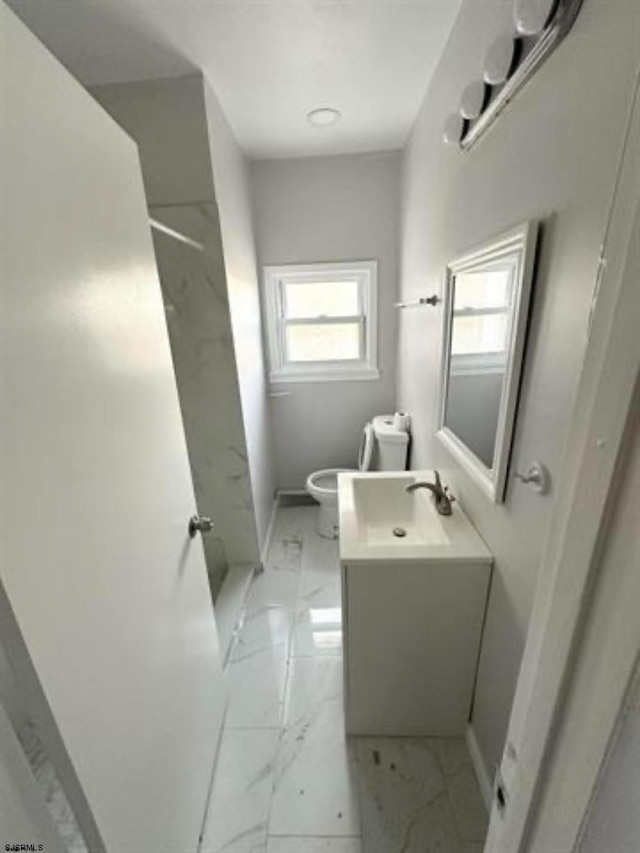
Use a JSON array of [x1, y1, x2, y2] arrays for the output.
[[1, 0, 640, 851]]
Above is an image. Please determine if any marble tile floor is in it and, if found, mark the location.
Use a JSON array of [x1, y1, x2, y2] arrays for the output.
[[200, 506, 488, 853]]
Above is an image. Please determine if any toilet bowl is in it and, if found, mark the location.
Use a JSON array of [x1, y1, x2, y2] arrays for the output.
[[306, 423, 374, 539], [306, 468, 356, 540], [306, 416, 409, 539]]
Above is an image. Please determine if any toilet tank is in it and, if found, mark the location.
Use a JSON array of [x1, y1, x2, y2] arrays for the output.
[[372, 415, 409, 471]]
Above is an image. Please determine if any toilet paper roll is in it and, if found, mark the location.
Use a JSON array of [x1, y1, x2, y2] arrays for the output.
[[393, 411, 411, 432]]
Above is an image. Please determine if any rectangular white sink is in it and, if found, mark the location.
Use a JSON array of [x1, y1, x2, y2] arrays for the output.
[[338, 470, 491, 563]]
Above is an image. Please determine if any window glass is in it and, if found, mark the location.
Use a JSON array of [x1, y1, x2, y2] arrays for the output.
[[285, 323, 361, 362], [450, 313, 509, 356], [284, 280, 359, 319], [453, 268, 512, 310]]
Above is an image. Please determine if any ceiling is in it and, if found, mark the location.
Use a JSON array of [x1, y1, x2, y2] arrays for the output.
[[8, 0, 463, 160]]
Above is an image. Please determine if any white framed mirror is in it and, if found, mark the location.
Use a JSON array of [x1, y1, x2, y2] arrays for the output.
[[437, 221, 539, 502]]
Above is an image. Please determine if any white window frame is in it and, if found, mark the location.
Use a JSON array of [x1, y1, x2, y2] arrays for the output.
[[263, 261, 379, 383], [449, 276, 515, 376]]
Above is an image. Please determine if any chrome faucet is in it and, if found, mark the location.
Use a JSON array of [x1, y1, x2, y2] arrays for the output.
[[405, 471, 455, 516]]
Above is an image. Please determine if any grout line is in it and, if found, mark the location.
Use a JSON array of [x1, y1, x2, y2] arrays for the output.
[[264, 507, 309, 838]]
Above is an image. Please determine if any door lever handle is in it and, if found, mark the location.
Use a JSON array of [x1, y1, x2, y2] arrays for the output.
[[188, 515, 214, 538]]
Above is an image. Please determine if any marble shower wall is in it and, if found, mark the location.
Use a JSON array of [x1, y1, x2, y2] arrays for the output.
[[151, 202, 260, 598]]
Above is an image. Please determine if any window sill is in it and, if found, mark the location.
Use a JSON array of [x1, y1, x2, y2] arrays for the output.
[[269, 367, 380, 384]]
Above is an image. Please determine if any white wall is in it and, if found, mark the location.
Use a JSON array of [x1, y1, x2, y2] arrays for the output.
[[204, 82, 277, 551], [91, 76, 215, 206], [252, 152, 401, 490], [579, 678, 640, 853], [396, 0, 640, 776], [92, 75, 263, 584]]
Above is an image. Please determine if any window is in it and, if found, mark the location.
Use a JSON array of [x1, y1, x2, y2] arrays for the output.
[[263, 261, 378, 383]]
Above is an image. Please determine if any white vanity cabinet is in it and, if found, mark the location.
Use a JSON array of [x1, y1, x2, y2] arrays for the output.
[[338, 470, 493, 736], [342, 555, 492, 735]]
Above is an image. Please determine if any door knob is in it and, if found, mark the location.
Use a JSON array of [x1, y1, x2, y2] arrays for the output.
[[188, 515, 214, 538], [513, 461, 550, 495]]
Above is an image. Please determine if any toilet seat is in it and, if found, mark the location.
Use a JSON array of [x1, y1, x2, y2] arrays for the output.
[[357, 422, 375, 472], [306, 421, 377, 539], [306, 467, 354, 498], [306, 468, 354, 539]]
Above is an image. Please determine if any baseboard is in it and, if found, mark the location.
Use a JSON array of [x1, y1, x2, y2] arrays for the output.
[[260, 497, 279, 569], [466, 724, 493, 814]]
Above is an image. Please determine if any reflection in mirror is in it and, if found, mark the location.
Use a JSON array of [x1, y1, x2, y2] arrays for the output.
[[437, 222, 538, 502], [444, 267, 513, 468]]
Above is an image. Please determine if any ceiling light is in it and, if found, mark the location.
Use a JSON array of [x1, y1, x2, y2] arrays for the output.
[[307, 107, 341, 127]]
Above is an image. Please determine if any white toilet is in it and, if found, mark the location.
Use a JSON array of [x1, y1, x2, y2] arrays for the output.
[[306, 414, 410, 539]]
